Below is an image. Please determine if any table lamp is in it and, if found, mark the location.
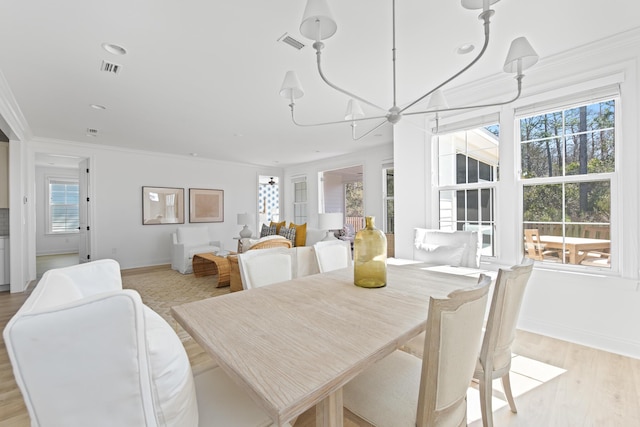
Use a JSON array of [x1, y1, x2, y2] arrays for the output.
[[318, 212, 343, 241], [237, 213, 254, 238]]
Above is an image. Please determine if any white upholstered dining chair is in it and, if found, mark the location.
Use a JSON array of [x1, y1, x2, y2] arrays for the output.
[[313, 239, 352, 273], [237, 247, 297, 290], [3, 260, 288, 427], [473, 257, 534, 427], [343, 274, 492, 427]]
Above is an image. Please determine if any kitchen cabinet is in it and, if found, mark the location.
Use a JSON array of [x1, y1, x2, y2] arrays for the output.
[[0, 142, 7, 208]]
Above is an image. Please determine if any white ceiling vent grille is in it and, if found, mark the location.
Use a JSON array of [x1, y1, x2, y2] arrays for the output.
[[86, 128, 99, 136], [100, 60, 121, 74], [277, 33, 305, 50]]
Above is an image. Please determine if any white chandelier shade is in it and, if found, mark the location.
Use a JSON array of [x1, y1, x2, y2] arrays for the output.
[[281, 0, 539, 140]]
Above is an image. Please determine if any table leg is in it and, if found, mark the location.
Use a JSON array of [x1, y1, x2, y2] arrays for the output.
[[316, 389, 344, 427]]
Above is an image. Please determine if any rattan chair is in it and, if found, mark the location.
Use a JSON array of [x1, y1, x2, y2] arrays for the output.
[[247, 236, 292, 250]]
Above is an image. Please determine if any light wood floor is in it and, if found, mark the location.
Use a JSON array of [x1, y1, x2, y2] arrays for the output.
[[1, 266, 639, 426]]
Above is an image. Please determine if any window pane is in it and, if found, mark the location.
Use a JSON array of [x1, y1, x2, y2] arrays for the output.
[[523, 184, 563, 222], [467, 158, 478, 183], [564, 181, 610, 224], [456, 154, 466, 184], [467, 189, 478, 221], [386, 168, 394, 196], [386, 199, 394, 233], [521, 137, 562, 178]]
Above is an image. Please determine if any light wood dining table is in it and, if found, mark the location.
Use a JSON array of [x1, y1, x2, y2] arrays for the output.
[[171, 263, 483, 427]]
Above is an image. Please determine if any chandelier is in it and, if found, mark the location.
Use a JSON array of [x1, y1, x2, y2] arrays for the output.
[[279, 0, 539, 140]]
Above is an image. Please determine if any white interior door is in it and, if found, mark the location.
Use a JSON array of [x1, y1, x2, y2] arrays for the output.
[[78, 159, 91, 263]]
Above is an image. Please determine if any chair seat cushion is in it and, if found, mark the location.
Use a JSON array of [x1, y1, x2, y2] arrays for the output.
[[143, 306, 199, 426]]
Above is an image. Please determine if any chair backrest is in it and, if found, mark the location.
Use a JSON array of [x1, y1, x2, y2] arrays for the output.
[[313, 240, 353, 273], [416, 274, 492, 426], [479, 258, 534, 375], [413, 228, 481, 268], [248, 235, 293, 250], [3, 260, 199, 427], [523, 228, 544, 260], [581, 225, 610, 240], [237, 247, 297, 290]]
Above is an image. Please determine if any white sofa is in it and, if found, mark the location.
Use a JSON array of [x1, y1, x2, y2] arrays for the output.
[[171, 226, 221, 274], [413, 228, 481, 268], [3, 259, 285, 427]]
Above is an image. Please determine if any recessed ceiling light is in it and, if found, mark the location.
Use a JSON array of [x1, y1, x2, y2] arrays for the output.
[[102, 43, 127, 55], [456, 43, 475, 55], [90, 104, 106, 110], [190, 153, 198, 157]]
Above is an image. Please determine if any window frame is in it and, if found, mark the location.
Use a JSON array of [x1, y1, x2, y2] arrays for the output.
[[46, 176, 80, 235], [516, 95, 619, 272]]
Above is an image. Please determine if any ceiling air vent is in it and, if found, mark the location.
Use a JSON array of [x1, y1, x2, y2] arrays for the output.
[[86, 128, 99, 136], [100, 60, 121, 74], [277, 33, 305, 50]]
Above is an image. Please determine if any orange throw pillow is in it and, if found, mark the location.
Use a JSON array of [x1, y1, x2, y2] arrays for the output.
[[289, 222, 307, 247], [270, 221, 286, 234]]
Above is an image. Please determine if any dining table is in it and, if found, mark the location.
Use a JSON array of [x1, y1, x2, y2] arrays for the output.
[[171, 262, 486, 427], [539, 235, 610, 264]]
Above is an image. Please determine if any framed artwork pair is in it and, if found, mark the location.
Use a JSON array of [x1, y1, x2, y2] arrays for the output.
[[142, 186, 223, 225]]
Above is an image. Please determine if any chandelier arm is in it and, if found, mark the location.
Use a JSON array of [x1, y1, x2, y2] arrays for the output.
[[314, 44, 388, 113], [403, 75, 523, 117], [399, 10, 493, 114], [352, 119, 389, 141], [289, 103, 388, 127]]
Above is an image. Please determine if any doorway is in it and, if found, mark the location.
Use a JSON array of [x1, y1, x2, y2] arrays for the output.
[[34, 154, 90, 277], [319, 165, 364, 232]]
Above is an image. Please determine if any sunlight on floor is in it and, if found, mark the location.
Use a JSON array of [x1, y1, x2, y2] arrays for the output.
[[466, 354, 566, 423]]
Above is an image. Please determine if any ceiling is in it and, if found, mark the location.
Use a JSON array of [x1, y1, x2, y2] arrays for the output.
[[1, 0, 638, 167]]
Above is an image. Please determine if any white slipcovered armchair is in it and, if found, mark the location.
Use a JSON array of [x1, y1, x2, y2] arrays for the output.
[[171, 226, 221, 274], [3, 259, 287, 427], [413, 228, 481, 268]]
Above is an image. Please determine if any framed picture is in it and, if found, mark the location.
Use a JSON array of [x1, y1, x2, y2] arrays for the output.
[[189, 188, 224, 223], [142, 186, 184, 225]]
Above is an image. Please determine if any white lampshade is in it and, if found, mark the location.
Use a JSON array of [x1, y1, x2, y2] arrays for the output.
[[300, 0, 337, 42], [318, 212, 343, 230], [503, 37, 539, 74], [237, 213, 253, 225], [461, 0, 500, 11], [344, 99, 365, 121], [426, 89, 449, 111], [279, 71, 305, 100]]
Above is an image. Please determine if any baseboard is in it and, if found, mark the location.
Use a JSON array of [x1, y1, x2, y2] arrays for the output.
[[121, 264, 171, 277], [519, 316, 640, 360], [0, 284, 8, 292]]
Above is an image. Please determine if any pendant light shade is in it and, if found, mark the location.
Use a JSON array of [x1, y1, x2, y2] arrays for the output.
[[279, 71, 305, 100], [461, 0, 501, 10], [503, 37, 539, 74], [426, 89, 449, 111], [300, 0, 337, 41], [344, 99, 365, 121]]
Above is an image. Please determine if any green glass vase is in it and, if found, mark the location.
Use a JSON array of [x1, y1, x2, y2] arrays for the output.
[[354, 216, 387, 288]]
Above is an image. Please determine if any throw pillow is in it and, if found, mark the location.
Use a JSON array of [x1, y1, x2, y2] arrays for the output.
[[270, 221, 286, 234], [279, 225, 296, 244], [260, 224, 277, 237], [289, 222, 307, 247]]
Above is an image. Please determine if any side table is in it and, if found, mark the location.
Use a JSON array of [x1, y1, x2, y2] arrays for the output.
[[227, 254, 242, 292], [192, 252, 236, 288]]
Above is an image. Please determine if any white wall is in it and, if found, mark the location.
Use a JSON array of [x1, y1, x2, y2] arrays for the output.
[[21, 139, 282, 275], [393, 29, 640, 358], [34, 165, 80, 255]]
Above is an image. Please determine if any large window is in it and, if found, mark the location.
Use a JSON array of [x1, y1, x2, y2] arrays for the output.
[[47, 177, 79, 234], [437, 125, 498, 256], [520, 98, 615, 268]]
